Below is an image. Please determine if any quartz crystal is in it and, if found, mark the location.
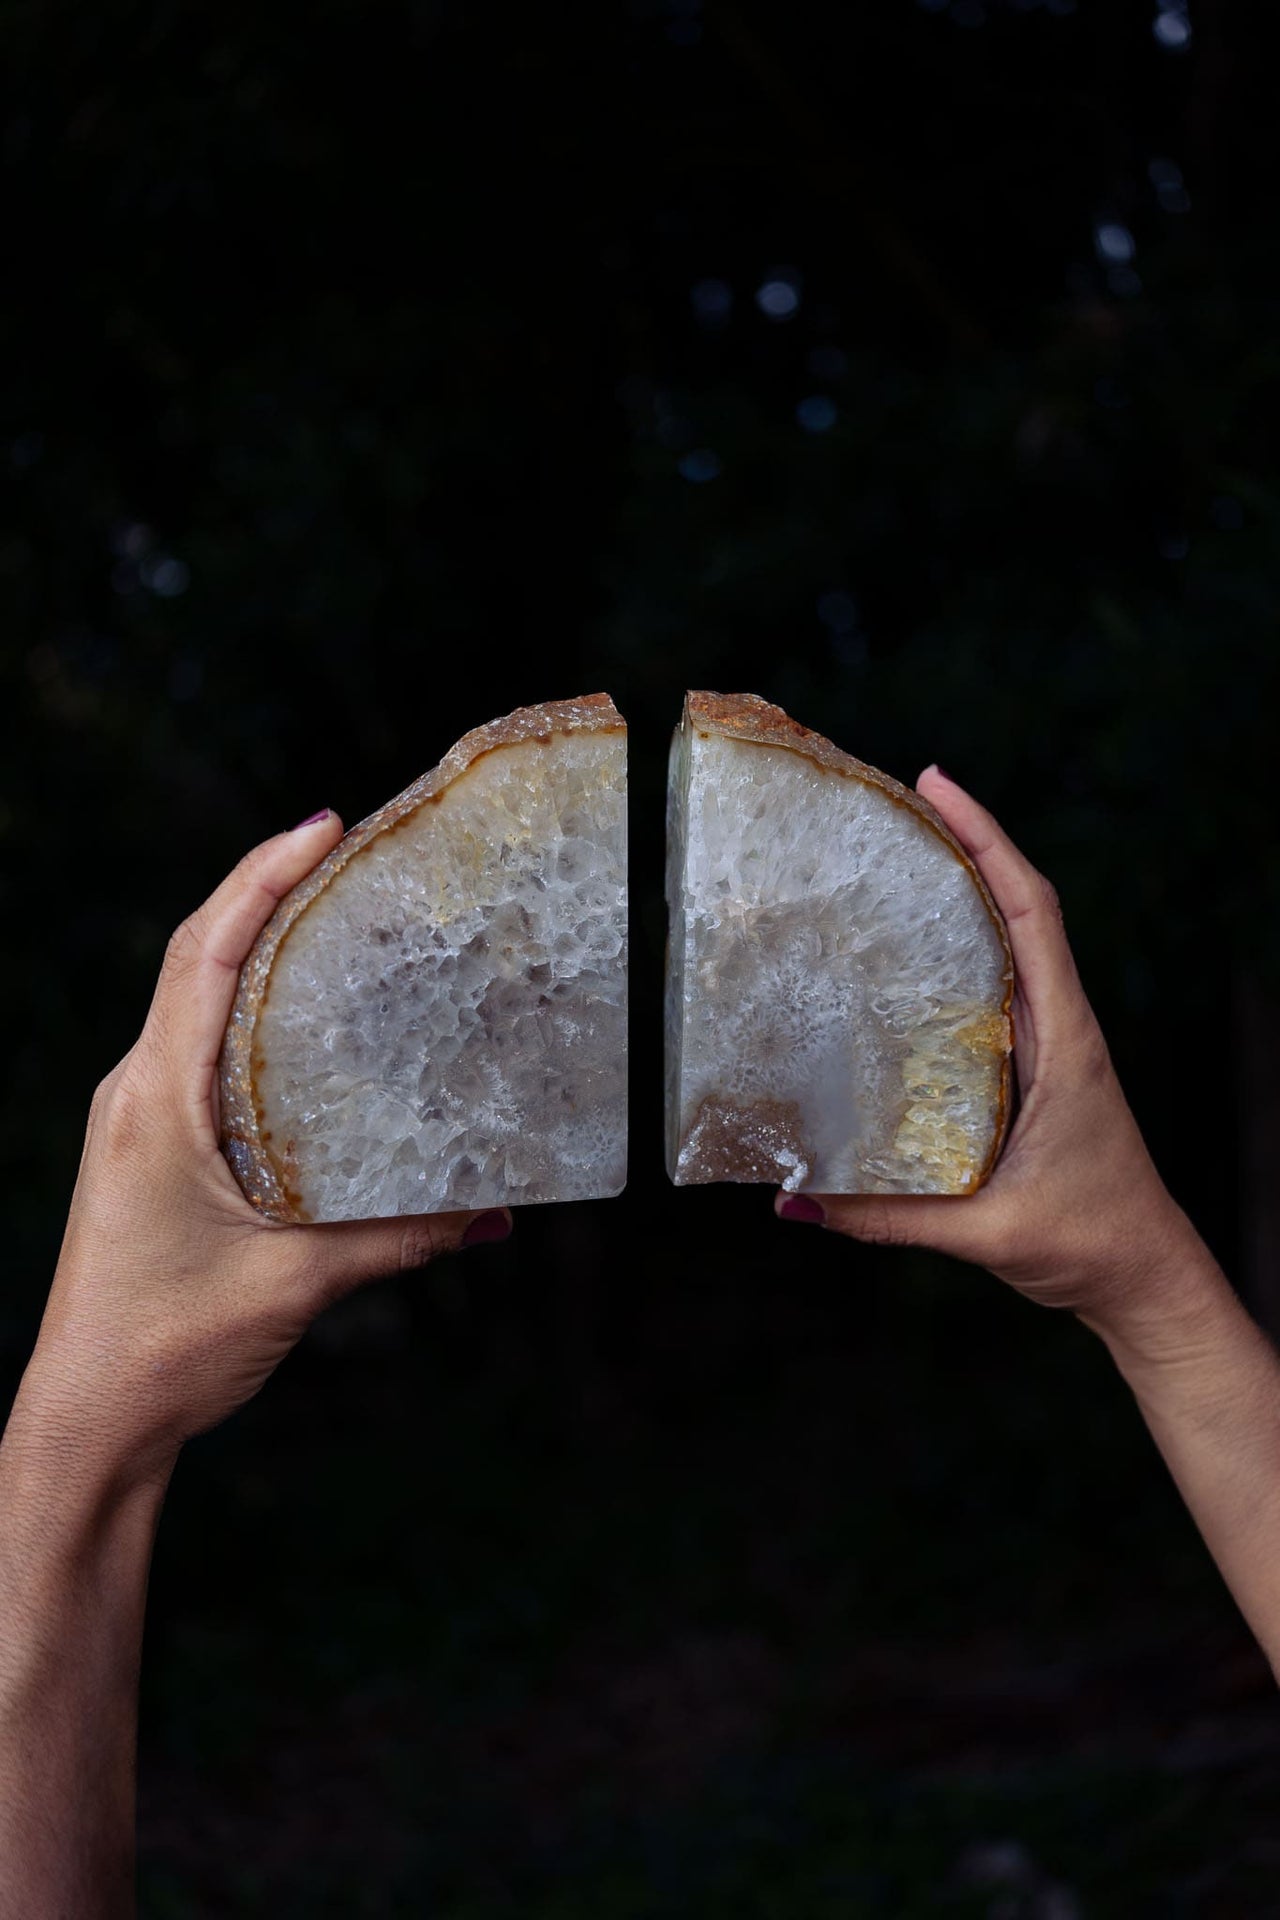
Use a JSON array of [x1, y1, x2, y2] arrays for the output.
[[665, 692, 1013, 1195], [220, 695, 627, 1222]]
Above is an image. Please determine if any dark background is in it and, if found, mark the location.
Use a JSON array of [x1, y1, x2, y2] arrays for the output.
[[3, 0, 1279, 1912]]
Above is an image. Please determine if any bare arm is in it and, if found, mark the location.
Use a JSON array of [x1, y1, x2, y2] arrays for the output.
[[0, 1407, 169, 1915], [0, 812, 509, 1918], [1085, 1266, 1280, 1676], [777, 766, 1280, 1679]]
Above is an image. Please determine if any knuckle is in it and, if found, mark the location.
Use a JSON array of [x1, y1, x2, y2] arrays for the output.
[[238, 839, 280, 882], [845, 1201, 911, 1249], [229, 839, 290, 910], [87, 1065, 121, 1127], [282, 1241, 345, 1318], [1035, 872, 1063, 921], [398, 1220, 454, 1271], [91, 1066, 152, 1161], [1043, 1004, 1113, 1091], [1073, 1022, 1114, 1088], [163, 913, 204, 977]]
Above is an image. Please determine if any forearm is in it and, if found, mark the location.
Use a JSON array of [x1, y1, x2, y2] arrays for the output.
[[1083, 1238, 1280, 1679], [0, 1366, 174, 1920]]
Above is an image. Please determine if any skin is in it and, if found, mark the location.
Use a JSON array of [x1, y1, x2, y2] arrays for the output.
[[778, 766, 1280, 1681], [0, 811, 510, 1919], [2, 775, 1277, 1915]]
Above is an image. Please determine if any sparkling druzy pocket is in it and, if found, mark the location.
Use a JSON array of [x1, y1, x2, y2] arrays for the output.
[[219, 696, 628, 1223]]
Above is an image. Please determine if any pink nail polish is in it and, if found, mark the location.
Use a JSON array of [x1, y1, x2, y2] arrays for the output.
[[778, 1194, 825, 1225], [462, 1210, 512, 1248], [291, 809, 332, 830]]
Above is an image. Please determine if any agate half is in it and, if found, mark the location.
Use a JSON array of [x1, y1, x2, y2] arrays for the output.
[[665, 692, 1013, 1195], [220, 695, 627, 1221]]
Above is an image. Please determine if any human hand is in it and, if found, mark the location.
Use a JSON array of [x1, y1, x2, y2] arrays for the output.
[[775, 767, 1208, 1344], [15, 812, 510, 1487]]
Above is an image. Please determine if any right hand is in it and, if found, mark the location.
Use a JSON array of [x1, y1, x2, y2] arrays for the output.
[[776, 766, 1209, 1342]]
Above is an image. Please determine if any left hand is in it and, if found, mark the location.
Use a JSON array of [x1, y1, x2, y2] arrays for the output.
[[16, 810, 509, 1486]]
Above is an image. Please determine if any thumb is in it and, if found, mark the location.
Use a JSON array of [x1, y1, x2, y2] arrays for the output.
[[775, 1189, 992, 1264], [293, 1207, 513, 1311]]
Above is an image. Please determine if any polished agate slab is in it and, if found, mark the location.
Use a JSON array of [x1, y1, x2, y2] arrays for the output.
[[665, 692, 1012, 1195], [220, 695, 627, 1222]]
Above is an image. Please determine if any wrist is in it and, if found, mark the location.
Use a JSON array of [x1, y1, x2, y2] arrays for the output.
[[1076, 1217, 1245, 1390], [2, 1347, 180, 1516], [0, 1386, 171, 1712]]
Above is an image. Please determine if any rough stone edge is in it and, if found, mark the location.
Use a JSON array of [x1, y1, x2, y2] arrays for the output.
[[218, 693, 626, 1223], [679, 690, 1016, 1191]]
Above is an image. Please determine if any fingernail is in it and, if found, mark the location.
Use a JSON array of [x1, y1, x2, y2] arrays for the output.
[[462, 1210, 512, 1248], [777, 1194, 826, 1225], [291, 808, 332, 830], [929, 765, 953, 783]]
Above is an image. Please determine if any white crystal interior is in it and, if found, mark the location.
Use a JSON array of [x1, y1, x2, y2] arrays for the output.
[[256, 733, 627, 1220], [665, 727, 1009, 1194]]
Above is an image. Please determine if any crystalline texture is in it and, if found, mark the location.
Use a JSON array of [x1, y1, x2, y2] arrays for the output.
[[220, 695, 627, 1222], [665, 692, 1013, 1195]]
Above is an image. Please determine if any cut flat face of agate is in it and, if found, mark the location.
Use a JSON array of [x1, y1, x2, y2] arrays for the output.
[[220, 695, 627, 1222], [665, 692, 1013, 1196]]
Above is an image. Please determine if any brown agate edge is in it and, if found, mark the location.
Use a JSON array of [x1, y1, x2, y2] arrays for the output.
[[219, 693, 626, 1223], [680, 691, 1015, 1191]]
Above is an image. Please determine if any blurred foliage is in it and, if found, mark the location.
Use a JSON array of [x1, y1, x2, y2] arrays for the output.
[[2, 0, 1278, 1911]]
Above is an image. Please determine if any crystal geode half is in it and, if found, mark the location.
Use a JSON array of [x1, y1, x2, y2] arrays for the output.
[[665, 692, 1013, 1195], [220, 694, 627, 1222]]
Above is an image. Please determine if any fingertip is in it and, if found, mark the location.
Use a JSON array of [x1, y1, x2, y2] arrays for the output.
[[914, 765, 996, 864], [249, 811, 346, 890], [176, 813, 349, 997], [285, 809, 345, 842], [461, 1208, 513, 1248], [775, 1191, 827, 1225]]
